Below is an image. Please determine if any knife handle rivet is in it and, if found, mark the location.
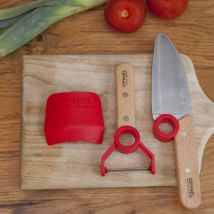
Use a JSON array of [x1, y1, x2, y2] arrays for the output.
[[122, 92, 129, 97], [181, 131, 188, 138], [185, 167, 192, 174]]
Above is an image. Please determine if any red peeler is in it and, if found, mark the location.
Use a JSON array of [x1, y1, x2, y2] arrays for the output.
[[101, 63, 155, 176]]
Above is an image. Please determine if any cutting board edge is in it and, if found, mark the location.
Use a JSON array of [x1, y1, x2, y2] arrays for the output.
[[181, 54, 214, 172], [20, 182, 177, 191]]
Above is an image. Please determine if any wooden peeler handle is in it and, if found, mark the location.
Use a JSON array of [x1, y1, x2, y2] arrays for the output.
[[116, 63, 135, 128]]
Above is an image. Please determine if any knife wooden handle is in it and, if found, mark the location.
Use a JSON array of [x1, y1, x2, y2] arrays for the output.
[[116, 63, 135, 128], [174, 115, 201, 209]]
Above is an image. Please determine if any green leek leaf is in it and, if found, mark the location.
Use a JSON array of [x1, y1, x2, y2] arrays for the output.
[[0, 0, 106, 57], [0, 0, 66, 20]]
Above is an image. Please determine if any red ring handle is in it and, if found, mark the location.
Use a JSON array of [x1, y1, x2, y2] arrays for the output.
[[114, 126, 140, 154], [153, 114, 179, 142], [101, 126, 156, 176]]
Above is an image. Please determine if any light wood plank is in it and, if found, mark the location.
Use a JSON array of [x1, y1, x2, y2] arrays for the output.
[[21, 54, 214, 190]]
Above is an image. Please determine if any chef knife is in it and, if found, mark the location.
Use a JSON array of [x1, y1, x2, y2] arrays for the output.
[[152, 33, 201, 209]]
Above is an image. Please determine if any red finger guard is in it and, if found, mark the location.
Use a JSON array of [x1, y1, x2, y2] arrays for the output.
[[153, 114, 179, 142], [101, 126, 155, 176], [44, 92, 104, 145]]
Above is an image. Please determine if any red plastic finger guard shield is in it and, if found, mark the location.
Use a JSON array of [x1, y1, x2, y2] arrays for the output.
[[153, 114, 179, 142], [44, 92, 104, 145]]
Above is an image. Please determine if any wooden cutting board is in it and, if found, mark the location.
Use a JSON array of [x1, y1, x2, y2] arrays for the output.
[[21, 54, 214, 190]]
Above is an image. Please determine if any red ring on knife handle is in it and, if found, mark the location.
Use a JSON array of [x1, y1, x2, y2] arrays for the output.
[[101, 126, 155, 176], [153, 114, 179, 142]]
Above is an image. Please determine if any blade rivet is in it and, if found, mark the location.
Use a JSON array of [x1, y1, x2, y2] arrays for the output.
[[181, 131, 188, 138]]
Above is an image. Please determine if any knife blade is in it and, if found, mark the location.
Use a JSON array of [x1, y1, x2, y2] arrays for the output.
[[152, 33, 192, 120], [152, 33, 201, 209]]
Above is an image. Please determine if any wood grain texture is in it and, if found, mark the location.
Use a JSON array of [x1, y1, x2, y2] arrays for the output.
[[174, 115, 201, 209], [21, 54, 214, 191], [0, 0, 214, 213], [116, 63, 135, 127]]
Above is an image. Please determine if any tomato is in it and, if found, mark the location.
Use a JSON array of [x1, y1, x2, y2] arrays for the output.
[[146, 0, 188, 19], [104, 0, 147, 33]]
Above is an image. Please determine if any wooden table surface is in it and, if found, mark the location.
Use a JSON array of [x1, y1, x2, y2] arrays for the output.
[[0, 1, 213, 213]]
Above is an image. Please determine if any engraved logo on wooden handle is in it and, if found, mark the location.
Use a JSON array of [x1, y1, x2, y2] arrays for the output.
[[122, 70, 128, 87], [186, 178, 195, 198]]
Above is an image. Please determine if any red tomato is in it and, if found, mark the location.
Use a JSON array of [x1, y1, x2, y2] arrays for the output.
[[104, 0, 147, 33], [147, 0, 188, 19]]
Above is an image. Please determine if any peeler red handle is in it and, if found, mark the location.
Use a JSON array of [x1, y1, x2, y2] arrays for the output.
[[153, 114, 179, 142], [114, 125, 140, 154], [101, 126, 155, 176]]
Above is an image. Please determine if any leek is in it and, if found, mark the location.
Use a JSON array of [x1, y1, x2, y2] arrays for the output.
[[0, 0, 106, 57]]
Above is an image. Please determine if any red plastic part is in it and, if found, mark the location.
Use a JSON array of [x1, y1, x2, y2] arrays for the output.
[[101, 126, 155, 176], [44, 92, 104, 145], [153, 114, 179, 142]]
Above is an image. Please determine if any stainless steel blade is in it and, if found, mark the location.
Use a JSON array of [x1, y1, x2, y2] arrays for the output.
[[152, 33, 192, 120]]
